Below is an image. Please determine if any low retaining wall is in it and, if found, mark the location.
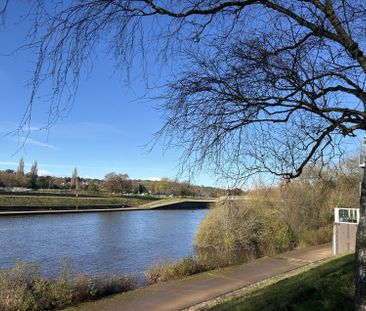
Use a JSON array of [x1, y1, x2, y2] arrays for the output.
[[0, 205, 126, 212], [152, 201, 212, 210]]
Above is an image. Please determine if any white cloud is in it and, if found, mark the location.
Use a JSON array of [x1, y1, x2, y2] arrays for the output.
[[147, 177, 162, 181], [0, 161, 18, 167], [38, 169, 58, 176], [25, 138, 58, 150], [8, 136, 58, 151]]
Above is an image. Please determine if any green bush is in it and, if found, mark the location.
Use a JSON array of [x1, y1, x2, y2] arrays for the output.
[[194, 201, 294, 265]]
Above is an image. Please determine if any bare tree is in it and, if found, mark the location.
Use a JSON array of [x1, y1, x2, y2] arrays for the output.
[[103, 172, 131, 194], [2, 1, 366, 308]]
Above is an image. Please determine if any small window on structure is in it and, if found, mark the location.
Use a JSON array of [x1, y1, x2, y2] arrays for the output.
[[338, 208, 358, 223]]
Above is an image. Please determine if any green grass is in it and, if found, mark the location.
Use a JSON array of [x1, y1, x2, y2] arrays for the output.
[[0, 194, 157, 208], [210, 254, 355, 311]]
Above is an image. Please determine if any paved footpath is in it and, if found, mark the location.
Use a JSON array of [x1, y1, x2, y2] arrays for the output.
[[65, 244, 332, 311]]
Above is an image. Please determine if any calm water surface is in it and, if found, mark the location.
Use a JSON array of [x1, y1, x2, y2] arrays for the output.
[[0, 209, 208, 277]]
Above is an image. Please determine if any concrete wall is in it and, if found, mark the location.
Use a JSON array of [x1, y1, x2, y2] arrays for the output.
[[333, 222, 358, 255], [153, 201, 212, 210]]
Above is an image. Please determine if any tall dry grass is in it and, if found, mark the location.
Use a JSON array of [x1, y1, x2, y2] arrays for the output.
[[0, 262, 136, 311], [145, 256, 207, 285]]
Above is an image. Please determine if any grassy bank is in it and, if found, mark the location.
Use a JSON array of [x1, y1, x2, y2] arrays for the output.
[[210, 254, 354, 311], [0, 194, 157, 209]]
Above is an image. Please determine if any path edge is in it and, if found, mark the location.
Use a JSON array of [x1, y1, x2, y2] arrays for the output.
[[183, 253, 351, 311]]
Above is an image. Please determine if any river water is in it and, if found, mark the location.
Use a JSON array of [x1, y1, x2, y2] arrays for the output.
[[0, 209, 208, 277]]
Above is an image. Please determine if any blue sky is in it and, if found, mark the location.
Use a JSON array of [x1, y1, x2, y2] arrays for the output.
[[0, 4, 217, 185], [0, 3, 362, 188]]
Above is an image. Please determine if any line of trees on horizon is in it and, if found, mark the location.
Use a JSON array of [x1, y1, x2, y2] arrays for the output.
[[0, 158, 237, 198]]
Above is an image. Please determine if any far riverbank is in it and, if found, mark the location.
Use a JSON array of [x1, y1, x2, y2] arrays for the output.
[[0, 192, 214, 216]]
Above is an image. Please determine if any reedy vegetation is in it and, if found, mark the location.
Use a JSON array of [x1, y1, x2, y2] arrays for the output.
[[145, 256, 207, 285], [0, 262, 136, 311]]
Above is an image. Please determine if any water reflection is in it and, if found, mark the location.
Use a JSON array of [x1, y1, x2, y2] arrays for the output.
[[0, 210, 207, 277]]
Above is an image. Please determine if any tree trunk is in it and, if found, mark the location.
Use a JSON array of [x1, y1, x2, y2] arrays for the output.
[[355, 167, 366, 310]]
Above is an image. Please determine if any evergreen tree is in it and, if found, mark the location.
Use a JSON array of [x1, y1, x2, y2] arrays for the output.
[[16, 158, 25, 186], [71, 167, 78, 190], [16, 158, 24, 177], [30, 161, 38, 177], [29, 161, 38, 189]]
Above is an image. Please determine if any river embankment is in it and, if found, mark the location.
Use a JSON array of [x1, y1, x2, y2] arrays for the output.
[[0, 192, 214, 215]]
